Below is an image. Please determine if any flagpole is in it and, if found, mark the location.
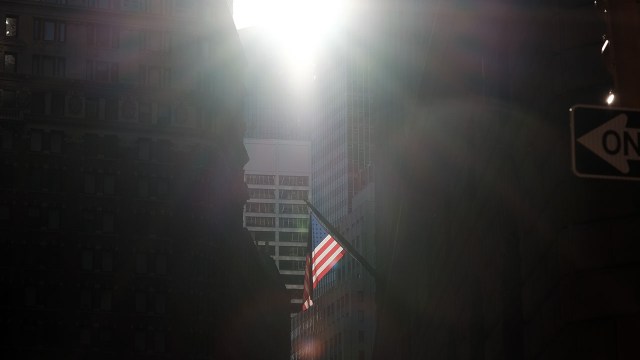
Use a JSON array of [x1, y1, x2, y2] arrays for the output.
[[304, 200, 379, 285]]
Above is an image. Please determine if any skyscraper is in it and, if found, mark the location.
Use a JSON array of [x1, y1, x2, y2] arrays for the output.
[[0, 1, 289, 358], [290, 26, 377, 360], [243, 138, 311, 315]]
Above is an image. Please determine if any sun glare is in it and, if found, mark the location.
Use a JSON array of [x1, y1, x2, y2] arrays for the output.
[[234, 0, 347, 84]]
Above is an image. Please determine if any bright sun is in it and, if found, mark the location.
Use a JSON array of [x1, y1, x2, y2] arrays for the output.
[[233, 0, 347, 83]]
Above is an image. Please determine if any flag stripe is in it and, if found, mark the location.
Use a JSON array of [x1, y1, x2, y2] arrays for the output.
[[312, 243, 343, 282], [312, 236, 341, 269], [312, 240, 343, 280], [313, 250, 345, 287]]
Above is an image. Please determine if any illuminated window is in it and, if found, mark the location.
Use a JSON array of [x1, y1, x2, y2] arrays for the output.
[[5, 16, 17, 37]]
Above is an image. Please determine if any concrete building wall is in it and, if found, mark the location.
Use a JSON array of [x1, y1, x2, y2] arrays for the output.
[[372, 1, 640, 359]]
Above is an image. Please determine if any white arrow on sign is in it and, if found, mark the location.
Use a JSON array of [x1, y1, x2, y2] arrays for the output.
[[577, 113, 640, 174]]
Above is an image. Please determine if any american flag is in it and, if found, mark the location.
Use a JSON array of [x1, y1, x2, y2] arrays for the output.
[[302, 213, 345, 311]]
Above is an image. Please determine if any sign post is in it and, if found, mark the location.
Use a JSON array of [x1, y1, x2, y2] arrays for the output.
[[570, 104, 640, 180]]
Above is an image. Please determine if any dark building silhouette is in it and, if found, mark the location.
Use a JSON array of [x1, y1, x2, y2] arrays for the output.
[[372, 1, 640, 359], [1, 1, 289, 358]]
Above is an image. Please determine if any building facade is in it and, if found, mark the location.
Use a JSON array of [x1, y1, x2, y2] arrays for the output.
[[243, 139, 311, 315], [290, 26, 377, 359], [0, 1, 289, 358], [239, 27, 310, 141], [372, 1, 640, 359]]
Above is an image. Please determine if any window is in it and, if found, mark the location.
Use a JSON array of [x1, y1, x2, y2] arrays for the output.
[[155, 293, 165, 313], [245, 216, 275, 227], [139, 65, 171, 87], [154, 331, 165, 352], [1, 130, 11, 150], [34, 19, 65, 42], [247, 188, 275, 199], [48, 208, 60, 229], [100, 290, 112, 311], [3, 52, 16, 73], [155, 254, 167, 274], [104, 175, 115, 195], [279, 217, 308, 229], [33, 55, 66, 77], [0, 89, 16, 108], [136, 253, 147, 273], [138, 102, 151, 123], [84, 173, 95, 193], [245, 174, 275, 185], [81, 250, 93, 270], [5, 16, 17, 37], [122, 0, 145, 12], [134, 331, 146, 351], [157, 103, 171, 125], [143, 31, 170, 52], [102, 252, 113, 271], [245, 202, 275, 213], [89, 0, 113, 10], [86, 60, 118, 82], [279, 189, 308, 200], [279, 175, 309, 186], [30, 132, 42, 151], [50, 132, 62, 153], [279, 232, 306, 242], [280, 203, 307, 214], [135, 292, 146, 312], [86, 98, 99, 119], [102, 212, 114, 232]]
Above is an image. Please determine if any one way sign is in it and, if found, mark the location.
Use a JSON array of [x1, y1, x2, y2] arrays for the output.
[[571, 104, 640, 180]]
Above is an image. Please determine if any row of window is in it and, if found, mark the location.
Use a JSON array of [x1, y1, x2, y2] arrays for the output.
[[1, 129, 177, 162], [249, 231, 307, 243], [28, 0, 200, 14], [244, 202, 308, 214], [245, 174, 309, 186], [5, 13, 182, 53], [245, 216, 308, 229], [246, 189, 309, 200], [5, 204, 173, 234], [2, 168, 171, 198], [2, 52, 172, 88], [80, 250, 168, 275]]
